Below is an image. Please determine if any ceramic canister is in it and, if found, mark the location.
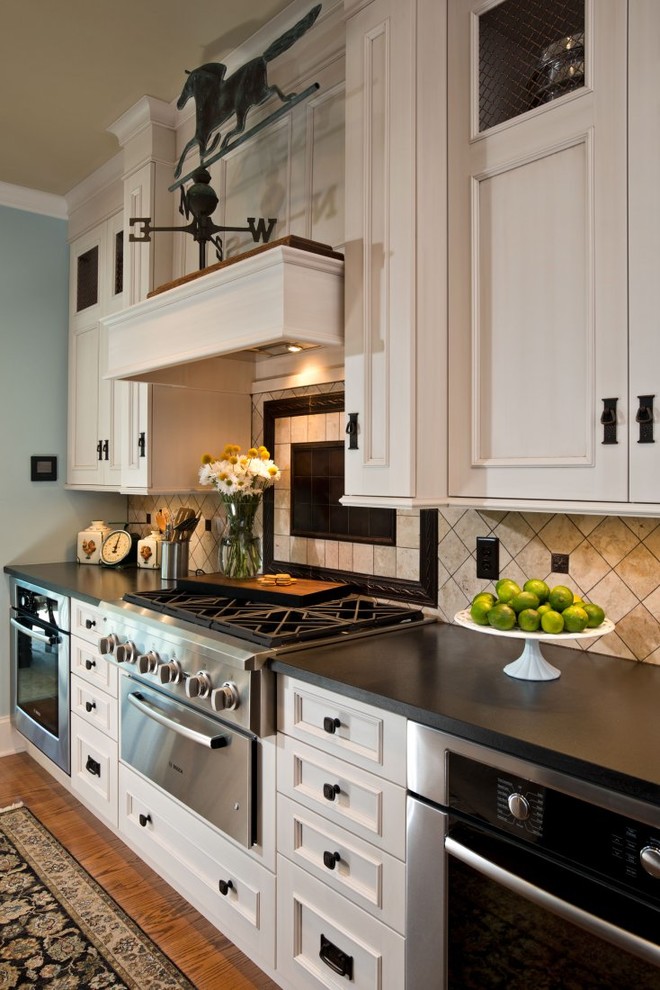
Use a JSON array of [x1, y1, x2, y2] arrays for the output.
[[76, 520, 111, 565], [137, 531, 162, 569]]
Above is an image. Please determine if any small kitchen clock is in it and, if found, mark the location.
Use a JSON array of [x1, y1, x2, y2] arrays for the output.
[[100, 529, 138, 567]]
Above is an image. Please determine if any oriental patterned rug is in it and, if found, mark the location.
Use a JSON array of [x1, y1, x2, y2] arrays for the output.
[[0, 803, 196, 989]]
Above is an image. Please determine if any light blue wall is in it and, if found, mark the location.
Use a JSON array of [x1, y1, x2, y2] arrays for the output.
[[0, 204, 125, 732]]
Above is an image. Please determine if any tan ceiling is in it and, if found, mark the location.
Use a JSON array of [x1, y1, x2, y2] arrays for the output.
[[0, 0, 296, 197]]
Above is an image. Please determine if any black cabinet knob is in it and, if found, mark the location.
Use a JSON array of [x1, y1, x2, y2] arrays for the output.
[[323, 850, 341, 870], [218, 879, 234, 896], [323, 782, 341, 801], [323, 716, 341, 734], [138, 813, 152, 828]]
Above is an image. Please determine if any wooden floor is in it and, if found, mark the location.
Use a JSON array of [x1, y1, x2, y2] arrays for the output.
[[0, 752, 281, 990]]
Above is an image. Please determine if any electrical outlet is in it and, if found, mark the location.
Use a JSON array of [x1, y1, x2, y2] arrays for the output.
[[476, 536, 500, 580], [551, 553, 569, 573]]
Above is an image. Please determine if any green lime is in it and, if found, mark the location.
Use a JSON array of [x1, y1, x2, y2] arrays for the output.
[[470, 600, 492, 625], [510, 591, 541, 614], [562, 604, 589, 633], [523, 579, 550, 603], [583, 603, 605, 628], [541, 609, 565, 634], [518, 608, 541, 632], [472, 592, 496, 609], [537, 603, 552, 617], [495, 579, 521, 604], [548, 585, 574, 612], [487, 603, 517, 631]]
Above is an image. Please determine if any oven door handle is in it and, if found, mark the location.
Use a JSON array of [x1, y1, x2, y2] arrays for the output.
[[445, 835, 660, 967], [10, 617, 60, 646], [127, 691, 229, 750]]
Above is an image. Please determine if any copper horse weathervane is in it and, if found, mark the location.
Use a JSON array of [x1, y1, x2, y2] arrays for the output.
[[130, 4, 322, 271]]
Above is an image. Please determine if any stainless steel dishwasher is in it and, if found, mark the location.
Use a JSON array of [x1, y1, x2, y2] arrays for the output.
[[406, 722, 660, 989]]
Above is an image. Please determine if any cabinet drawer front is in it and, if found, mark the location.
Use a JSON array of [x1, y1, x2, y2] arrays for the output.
[[277, 794, 405, 934], [71, 673, 118, 739], [119, 765, 275, 968], [277, 857, 405, 990], [70, 599, 105, 645], [70, 713, 118, 828], [71, 636, 118, 696], [279, 676, 406, 784], [277, 735, 405, 858]]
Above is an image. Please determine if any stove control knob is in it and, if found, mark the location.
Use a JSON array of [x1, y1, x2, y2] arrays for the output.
[[211, 682, 240, 712], [507, 792, 530, 821], [115, 641, 137, 664], [158, 659, 182, 684], [186, 671, 212, 699], [640, 846, 660, 879], [98, 633, 118, 655], [136, 651, 160, 674]]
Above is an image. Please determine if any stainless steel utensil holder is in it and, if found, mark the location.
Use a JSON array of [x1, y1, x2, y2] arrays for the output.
[[161, 541, 189, 580]]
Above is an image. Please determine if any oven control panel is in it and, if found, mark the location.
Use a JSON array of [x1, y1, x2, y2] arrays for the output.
[[448, 753, 546, 839]]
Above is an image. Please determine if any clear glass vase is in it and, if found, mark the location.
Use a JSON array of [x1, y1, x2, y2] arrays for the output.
[[217, 497, 261, 579]]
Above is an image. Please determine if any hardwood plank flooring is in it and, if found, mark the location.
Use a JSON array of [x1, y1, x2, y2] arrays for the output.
[[0, 753, 281, 990]]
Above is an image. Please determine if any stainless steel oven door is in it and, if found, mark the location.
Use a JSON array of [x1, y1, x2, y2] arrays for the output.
[[120, 674, 256, 847], [10, 610, 70, 774], [407, 796, 660, 989]]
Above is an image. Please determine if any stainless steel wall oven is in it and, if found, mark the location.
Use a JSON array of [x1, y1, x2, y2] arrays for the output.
[[10, 579, 70, 774], [407, 723, 660, 989]]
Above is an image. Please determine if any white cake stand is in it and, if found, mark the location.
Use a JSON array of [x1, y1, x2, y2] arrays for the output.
[[454, 609, 615, 681]]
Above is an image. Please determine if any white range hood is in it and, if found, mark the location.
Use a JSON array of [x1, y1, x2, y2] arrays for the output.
[[102, 238, 344, 381]]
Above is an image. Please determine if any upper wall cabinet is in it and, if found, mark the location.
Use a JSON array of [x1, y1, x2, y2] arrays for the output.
[[342, 0, 448, 508], [448, 0, 660, 513], [67, 213, 126, 489]]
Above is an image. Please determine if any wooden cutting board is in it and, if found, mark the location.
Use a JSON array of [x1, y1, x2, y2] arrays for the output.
[[175, 573, 354, 606]]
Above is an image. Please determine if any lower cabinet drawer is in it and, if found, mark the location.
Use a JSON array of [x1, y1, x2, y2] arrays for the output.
[[277, 857, 405, 990], [71, 674, 118, 739], [71, 636, 118, 696], [277, 794, 405, 934], [277, 734, 406, 858], [70, 713, 118, 828], [118, 765, 275, 969]]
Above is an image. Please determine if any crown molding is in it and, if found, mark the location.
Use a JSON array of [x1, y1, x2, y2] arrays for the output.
[[0, 182, 67, 220], [108, 96, 176, 147]]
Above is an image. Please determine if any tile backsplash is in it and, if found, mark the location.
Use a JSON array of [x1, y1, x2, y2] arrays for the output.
[[127, 381, 660, 666]]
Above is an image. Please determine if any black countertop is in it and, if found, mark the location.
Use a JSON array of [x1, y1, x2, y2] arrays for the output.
[[5, 562, 659, 808], [272, 621, 660, 808], [4, 561, 163, 606]]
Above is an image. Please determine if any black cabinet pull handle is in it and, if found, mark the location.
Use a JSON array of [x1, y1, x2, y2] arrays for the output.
[[218, 879, 234, 896], [600, 398, 618, 444], [323, 716, 341, 734], [138, 431, 146, 457], [85, 659, 96, 670], [85, 756, 101, 777], [138, 813, 152, 828], [96, 440, 103, 461], [345, 412, 359, 450], [323, 850, 341, 870], [102, 439, 109, 460], [323, 782, 341, 801], [319, 934, 353, 979], [85, 701, 96, 713], [85, 619, 96, 629], [636, 395, 655, 443]]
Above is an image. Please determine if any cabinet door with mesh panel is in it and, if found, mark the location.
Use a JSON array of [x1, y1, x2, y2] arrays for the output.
[[448, 0, 628, 505]]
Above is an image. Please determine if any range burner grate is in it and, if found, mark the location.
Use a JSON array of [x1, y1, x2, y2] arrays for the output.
[[123, 589, 424, 647]]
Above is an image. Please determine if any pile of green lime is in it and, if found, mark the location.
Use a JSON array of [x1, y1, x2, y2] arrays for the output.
[[470, 578, 606, 635]]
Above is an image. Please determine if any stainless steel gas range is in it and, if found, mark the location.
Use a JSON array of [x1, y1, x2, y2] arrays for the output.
[[98, 585, 426, 848]]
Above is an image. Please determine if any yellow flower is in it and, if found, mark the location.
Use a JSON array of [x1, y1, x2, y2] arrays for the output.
[[248, 447, 258, 457], [201, 453, 214, 465], [268, 465, 278, 476]]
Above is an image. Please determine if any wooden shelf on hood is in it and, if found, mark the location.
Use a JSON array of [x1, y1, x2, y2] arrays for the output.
[[148, 236, 343, 298]]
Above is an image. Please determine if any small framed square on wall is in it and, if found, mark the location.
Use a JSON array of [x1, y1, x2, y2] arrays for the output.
[[30, 455, 57, 482]]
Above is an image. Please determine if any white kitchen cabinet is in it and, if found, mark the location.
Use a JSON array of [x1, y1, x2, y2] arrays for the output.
[[276, 675, 407, 990], [342, 0, 447, 508], [70, 596, 119, 828], [447, 0, 660, 512], [67, 213, 127, 489], [119, 764, 276, 970]]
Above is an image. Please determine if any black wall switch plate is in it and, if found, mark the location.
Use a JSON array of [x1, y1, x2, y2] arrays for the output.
[[476, 536, 499, 580]]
